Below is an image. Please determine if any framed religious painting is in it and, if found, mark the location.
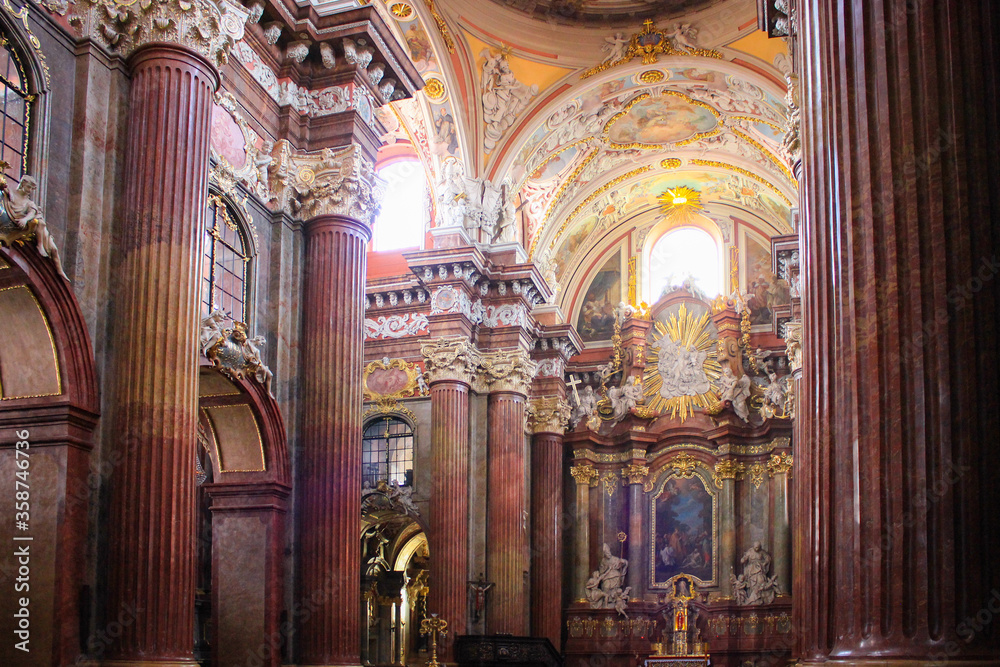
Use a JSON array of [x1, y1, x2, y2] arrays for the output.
[[650, 470, 718, 588]]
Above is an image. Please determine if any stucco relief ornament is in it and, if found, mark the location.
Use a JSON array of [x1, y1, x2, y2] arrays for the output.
[[200, 310, 275, 397], [420, 338, 481, 385], [479, 348, 537, 395], [526, 396, 571, 434], [0, 172, 69, 280], [269, 141, 384, 224], [68, 0, 250, 67], [480, 47, 538, 153]]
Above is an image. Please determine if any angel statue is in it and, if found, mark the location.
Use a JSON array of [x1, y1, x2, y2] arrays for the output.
[[0, 173, 68, 279]]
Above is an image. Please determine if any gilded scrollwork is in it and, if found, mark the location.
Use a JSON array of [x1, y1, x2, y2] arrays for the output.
[[269, 141, 384, 224], [766, 452, 793, 478], [200, 310, 274, 397], [570, 463, 599, 487]]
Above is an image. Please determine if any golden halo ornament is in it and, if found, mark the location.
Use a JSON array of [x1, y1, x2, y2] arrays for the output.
[[660, 158, 682, 170], [657, 185, 702, 218], [642, 303, 721, 421], [390, 3, 413, 19]]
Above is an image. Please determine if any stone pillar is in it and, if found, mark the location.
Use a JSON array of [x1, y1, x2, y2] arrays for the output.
[[420, 338, 480, 656], [280, 145, 380, 666], [104, 42, 220, 664], [767, 453, 792, 595], [621, 463, 649, 596], [713, 460, 740, 598], [569, 463, 598, 600], [794, 2, 1000, 663], [527, 397, 571, 649], [482, 349, 536, 635]]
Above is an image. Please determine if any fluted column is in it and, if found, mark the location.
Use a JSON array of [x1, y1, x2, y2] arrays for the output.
[[105, 43, 218, 665], [297, 213, 369, 665], [795, 1, 1000, 663], [483, 349, 536, 635], [527, 397, 571, 649], [272, 144, 380, 666], [569, 463, 598, 600], [621, 463, 649, 596], [421, 338, 480, 656]]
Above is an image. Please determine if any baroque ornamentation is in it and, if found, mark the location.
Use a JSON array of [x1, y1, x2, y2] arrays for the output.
[[210, 91, 271, 201], [582, 19, 722, 79], [569, 463, 598, 487], [586, 543, 630, 616], [362, 478, 420, 517], [200, 310, 275, 397], [643, 303, 721, 421], [526, 395, 571, 434], [731, 542, 781, 605], [68, 0, 249, 67], [269, 142, 384, 224], [480, 48, 538, 153], [364, 313, 430, 340], [362, 357, 422, 422], [782, 320, 802, 376], [621, 463, 649, 486], [766, 453, 793, 478], [712, 459, 746, 488], [0, 171, 68, 279], [479, 348, 536, 394], [421, 337, 480, 385], [669, 454, 699, 478]]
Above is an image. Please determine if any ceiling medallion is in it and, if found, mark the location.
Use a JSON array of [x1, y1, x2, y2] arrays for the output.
[[660, 158, 682, 169], [423, 77, 446, 100], [639, 69, 665, 83], [389, 2, 413, 19]]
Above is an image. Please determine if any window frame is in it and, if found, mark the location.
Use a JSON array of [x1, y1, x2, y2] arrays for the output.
[[362, 416, 415, 489], [202, 192, 257, 325]]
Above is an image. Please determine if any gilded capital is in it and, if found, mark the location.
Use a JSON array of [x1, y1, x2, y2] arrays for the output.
[[767, 452, 793, 477], [270, 142, 384, 224], [621, 463, 650, 486], [527, 396, 571, 434], [479, 348, 537, 395], [712, 459, 746, 488], [420, 338, 480, 385], [69, 0, 249, 68], [569, 463, 598, 487], [783, 320, 802, 376]]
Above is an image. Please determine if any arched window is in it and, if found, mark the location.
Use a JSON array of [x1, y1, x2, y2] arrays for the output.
[[0, 32, 31, 180], [649, 227, 722, 299], [372, 158, 426, 251], [202, 195, 253, 322], [362, 416, 414, 488]]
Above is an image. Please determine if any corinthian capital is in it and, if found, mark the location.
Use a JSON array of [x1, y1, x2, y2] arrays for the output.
[[479, 348, 537, 395], [69, 0, 249, 68], [269, 141, 384, 224], [526, 396, 571, 434], [421, 338, 480, 385]]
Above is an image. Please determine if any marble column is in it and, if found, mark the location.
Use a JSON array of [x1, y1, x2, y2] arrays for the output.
[[713, 461, 740, 598], [569, 463, 598, 601], [281, 145, 381, 666], [421, 338, 480, 655], [483, 349, 536, 635], [105, 42, 219, 664], [795, 1, 1000, 663], [767, 454, 792, 595], [527, 397, 571, 649], [621, 463, 649, 596]]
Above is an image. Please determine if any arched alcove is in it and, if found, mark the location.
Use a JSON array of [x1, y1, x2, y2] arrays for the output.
[[0, 245, 98, 666]]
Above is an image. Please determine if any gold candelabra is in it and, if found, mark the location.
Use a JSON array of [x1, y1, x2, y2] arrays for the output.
[[420, 614, 449, 667]]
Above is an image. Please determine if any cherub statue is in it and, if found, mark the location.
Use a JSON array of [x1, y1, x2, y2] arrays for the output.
[[718, 366, 752, 421], [0, 174, 68, 279], [602, 32, 629, 64], [200, 309, 229, 356]]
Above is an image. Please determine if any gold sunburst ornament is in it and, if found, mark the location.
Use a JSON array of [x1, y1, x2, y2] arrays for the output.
[[657, 186, 703, 219], [643, 303, 721, 421]]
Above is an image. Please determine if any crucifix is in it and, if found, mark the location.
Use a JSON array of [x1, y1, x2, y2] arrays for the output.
[[467, 573, 494, 623], [566, 373, 582, 405]]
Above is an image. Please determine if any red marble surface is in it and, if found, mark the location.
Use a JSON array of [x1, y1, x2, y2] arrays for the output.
[[530, 431, 564, 650], [487, 391, 529, 635], [794, 1, 1000, 662], [104, 43, 218, 662], [427, 379, 471, 658], [297, 213, 370, 666]]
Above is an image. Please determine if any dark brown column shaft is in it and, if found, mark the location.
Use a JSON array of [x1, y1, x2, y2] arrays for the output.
[[795, 1, 1000, 663], [530, 430, 564, 649], [297, 214, 370, 665], [105, 43, 217, 663], [427, 378, 471, 649], [487, 391, 528, 635]]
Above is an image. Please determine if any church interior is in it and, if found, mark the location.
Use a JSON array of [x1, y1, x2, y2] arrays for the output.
[[0, 0, 998, 665]]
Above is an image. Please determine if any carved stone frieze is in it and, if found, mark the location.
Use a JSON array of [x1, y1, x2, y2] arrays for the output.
[[68, 0, 249, 68], [269, 141, 384, 224], [526, 396, 571, 434], [421, 338, 481, 385], [478, 348, 537, 395]]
